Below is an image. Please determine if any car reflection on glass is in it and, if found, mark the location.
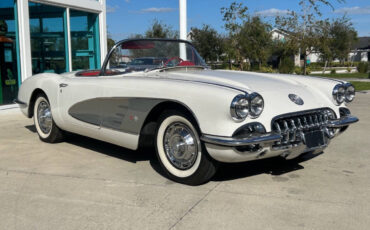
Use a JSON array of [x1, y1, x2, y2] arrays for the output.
[[128, 57, 167, 71]]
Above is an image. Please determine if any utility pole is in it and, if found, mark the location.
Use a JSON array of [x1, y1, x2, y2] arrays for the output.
[[179, 0, 187, 60]]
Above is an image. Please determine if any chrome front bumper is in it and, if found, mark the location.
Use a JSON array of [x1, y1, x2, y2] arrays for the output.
[[200, 132, 282, 147], [327, 115, 359, 128], [201, 115, 359, 163]]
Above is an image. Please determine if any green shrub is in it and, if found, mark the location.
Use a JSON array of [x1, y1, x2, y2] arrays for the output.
[[331, 69, 336, 74], [357, 62, 369, 73], [294, 67, 302, 75], [347, 67, 352, 73], [309, 62, 325, 68], [368, 72, 370, 79], [279, 57, 295, 74], [260, 66, 274, 73], [306, 66, 311, 75]]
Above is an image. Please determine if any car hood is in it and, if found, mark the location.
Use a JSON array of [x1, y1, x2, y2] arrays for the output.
[[161, 69, 341, 93], [159, 69, 342, 116]]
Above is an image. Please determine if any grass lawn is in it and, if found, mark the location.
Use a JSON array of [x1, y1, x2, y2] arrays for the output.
[[350, 81, 370, 91], [310, 72, 368, 79]]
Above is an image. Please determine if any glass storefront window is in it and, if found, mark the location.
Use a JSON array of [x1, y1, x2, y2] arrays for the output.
[[0, 0, 19, 105], [70, 10, 100, 70], [29, 3, 66, 74]]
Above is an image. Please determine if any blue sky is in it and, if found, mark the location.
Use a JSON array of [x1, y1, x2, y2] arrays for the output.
[[106, 0, 370, 41]]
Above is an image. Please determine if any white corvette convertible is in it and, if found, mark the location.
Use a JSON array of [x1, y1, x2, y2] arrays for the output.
[[16, 38, 358, 185]]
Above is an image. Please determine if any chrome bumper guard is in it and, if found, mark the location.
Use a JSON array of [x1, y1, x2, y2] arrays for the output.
[[201, 115, 358, 147], [327, 115, 359, 128]]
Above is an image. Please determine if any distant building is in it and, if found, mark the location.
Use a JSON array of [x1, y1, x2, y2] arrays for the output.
[[270, 28, 301, 67], [271, 28, 370, 66], [349, 37, 370, 62]]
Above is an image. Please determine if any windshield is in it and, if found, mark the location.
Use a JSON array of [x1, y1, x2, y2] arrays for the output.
[[106, 40, 207, 74]]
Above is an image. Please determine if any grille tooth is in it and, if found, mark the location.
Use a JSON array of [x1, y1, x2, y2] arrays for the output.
[[323, 114, 328, 123], [314, 115, 319, 126], [282, 121, 290, 144], [274, 122, 281, 134], [297, 118, 303, 130], [319, 114, 324, 125], [290, 119, 297, 142], [303, 117, 309, 129], [271, 109, 336, 149], [309, 116, 314, 128]]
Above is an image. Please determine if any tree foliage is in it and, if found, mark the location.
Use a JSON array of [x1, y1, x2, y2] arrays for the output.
[[316, 16, 357, 63], [221, 2, 272, 70], [144, 20, 178, 39], [275, 0, 345, 74], [189, 24, 224, 62]]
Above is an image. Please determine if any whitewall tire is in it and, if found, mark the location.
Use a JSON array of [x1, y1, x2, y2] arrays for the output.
[[33, 94, 64, 143], [155, 110, 217, 185]]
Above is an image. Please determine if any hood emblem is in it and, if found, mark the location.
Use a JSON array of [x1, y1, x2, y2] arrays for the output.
[[289, 94, 304, 105]]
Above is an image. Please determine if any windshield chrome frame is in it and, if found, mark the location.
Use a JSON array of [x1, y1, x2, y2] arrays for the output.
[[99, 38, 206, 76]]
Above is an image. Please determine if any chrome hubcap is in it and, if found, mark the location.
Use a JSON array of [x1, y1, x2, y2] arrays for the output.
[[163, 122, 198, 170], [37, 101, 52, 134]]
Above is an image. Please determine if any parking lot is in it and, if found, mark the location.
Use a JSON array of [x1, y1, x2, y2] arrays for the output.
[[0, 92, 369, 230]]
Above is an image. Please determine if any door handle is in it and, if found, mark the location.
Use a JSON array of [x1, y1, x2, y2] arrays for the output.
[[59, 83, 68, 88]]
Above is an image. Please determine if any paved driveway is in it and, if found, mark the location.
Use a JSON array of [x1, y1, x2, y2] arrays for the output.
[[0, 93, 369, 230]]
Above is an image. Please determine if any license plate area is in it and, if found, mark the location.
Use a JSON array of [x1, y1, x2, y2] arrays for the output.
[[304, 130, 326, 149]]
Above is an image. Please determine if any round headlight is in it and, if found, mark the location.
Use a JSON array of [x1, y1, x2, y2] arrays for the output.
[[333, 84, 345, 104], [249, 93, 264, 118], [230, 94, 249, 121], [344, 83, 355, 102]]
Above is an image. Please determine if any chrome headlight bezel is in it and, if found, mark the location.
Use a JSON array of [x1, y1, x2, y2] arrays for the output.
[[332, 83, 355, 105], [230, 94, 249, 121], [230, 93, 264, 121], [332, 84, 346, 105], [344, 83, 355, 103], [249, 93, 264, 118]]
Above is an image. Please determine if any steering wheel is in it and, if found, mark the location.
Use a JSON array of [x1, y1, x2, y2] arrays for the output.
[[163, 57, 184, 67]]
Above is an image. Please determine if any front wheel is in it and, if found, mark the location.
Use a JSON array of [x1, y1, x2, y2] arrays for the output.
[[155, 111, 217, 185], [33, 94, 64, 143]]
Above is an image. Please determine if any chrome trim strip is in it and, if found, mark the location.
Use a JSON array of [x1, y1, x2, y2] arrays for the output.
[[14, 99, 27, 106], [201, 133, 282, 147], [327, 115, 359, 128]]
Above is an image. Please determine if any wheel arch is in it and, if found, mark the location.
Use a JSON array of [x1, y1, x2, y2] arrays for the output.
[[28, 88, 47, 118], [137, 100, 201, 149]]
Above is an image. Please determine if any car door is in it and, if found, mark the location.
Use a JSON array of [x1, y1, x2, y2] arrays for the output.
[[57, 75, 104, 139]]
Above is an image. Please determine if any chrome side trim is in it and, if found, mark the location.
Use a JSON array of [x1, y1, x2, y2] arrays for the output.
[[200, 133, 282, 147], [327, 115, 359, 128]]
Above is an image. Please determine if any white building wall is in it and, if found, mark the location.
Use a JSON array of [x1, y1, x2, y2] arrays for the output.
[[349, 51, 369, 62], [307, 52, 321, 63]]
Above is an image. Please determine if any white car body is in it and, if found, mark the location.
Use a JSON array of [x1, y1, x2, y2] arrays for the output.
[[15, 38, 359, 185], [17, 65, 357, 162]]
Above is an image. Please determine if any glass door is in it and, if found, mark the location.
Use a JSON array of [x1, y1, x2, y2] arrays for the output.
[[70, 10, 100, 70], [0, 0, 19, 105]]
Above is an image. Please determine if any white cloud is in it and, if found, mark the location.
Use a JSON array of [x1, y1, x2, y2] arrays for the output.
[[107, 5, 119, 13], [139, 7, 176, 13], [334, 6, 370, 15], [125, 0, 130, 3], [255, 8, 290, 17]]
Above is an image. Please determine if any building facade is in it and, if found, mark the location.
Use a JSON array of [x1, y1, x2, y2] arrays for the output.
[[0, 0, 107, 105]]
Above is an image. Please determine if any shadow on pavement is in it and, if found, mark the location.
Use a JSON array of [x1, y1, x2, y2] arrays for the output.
[[212, 151, 323, 182], [24, 124, 323, 182], [25, 125, 37, 133]]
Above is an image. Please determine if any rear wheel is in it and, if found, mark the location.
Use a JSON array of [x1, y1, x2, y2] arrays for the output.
[[33, 94, 64, 143], [155, 110, 217, 185]]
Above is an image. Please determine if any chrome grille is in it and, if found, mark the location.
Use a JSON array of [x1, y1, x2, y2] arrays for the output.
[[272, 109, 336, 148]]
